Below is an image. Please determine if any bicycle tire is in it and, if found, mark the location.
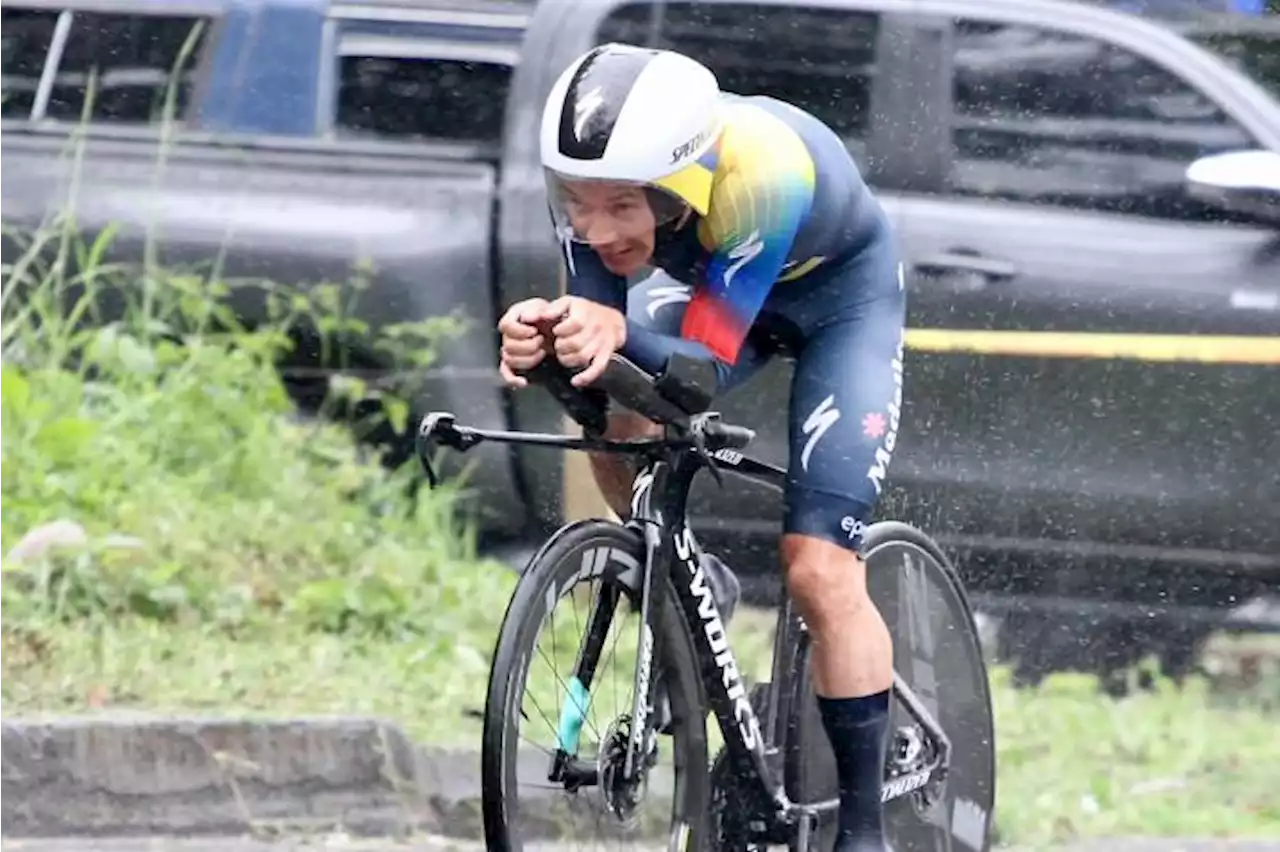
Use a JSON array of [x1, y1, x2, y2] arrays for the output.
[[784, 521, 997, 852], [481, 518, 711, 852]]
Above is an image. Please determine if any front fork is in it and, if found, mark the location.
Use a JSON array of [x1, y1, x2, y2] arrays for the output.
[[547, 462, 668, 787], [548, 580, 622, 788]]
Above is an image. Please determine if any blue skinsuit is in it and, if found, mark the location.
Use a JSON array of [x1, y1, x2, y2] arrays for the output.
[[559, 93, 906, 552]]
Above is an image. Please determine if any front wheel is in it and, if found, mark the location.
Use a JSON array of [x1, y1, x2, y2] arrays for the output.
[[786, 521, 997, 852], [480, 519, 710, 852]]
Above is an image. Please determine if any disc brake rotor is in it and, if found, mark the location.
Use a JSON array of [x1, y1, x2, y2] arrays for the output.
[[598, 716, 650, 826]]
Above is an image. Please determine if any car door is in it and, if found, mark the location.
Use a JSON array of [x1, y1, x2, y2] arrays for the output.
[[588, 0, 918, 567], [890, 7, 1280, 575]]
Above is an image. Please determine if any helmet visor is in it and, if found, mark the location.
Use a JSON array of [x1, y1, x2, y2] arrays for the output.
[[546, 171, 689, 246]]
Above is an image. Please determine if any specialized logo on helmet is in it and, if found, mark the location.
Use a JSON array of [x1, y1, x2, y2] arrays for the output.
[[670, 127, 711, 165], [555, 46, 653, 161], [573, 86, 605, 142]]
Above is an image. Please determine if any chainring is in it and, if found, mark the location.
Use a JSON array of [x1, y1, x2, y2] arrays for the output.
[[708, 683, 775, 852]]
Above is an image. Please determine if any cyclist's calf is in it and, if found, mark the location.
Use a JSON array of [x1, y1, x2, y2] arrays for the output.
[[781, 533, 893, 698]]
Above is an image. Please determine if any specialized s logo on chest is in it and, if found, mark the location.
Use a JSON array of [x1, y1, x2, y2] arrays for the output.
[[646, 283, 692, 320]]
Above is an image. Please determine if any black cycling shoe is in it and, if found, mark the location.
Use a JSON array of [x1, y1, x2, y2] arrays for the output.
[[654, 549, 740, 734]]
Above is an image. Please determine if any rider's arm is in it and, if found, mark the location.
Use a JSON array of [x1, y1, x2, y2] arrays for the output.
[[557, 222, 726, 378], [680, 132, 816, 370], [624, 139, 817, 386]]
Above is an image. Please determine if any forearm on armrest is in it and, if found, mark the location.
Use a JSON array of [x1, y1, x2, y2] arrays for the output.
[[623, 320, 732, 389]]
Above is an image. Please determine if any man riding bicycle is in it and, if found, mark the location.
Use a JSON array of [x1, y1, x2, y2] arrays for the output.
[[498, 43, 906, 852]]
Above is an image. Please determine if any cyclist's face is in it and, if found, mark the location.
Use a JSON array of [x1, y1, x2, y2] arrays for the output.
[[561, 181, 656, 276]]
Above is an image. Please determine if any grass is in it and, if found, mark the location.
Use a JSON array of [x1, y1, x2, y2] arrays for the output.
[[1, 207, 508, 719], [988, 663, 1278, 845], [0, 616, 499, 741]]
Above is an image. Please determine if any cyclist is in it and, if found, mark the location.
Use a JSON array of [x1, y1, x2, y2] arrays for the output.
[[498, 43, 906, 852]]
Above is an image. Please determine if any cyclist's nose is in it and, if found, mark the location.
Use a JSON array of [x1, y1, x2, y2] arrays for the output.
[[583, 213, 622, 246]]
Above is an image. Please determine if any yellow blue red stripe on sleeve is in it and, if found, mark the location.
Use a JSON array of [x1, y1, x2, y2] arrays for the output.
[[680, 104, 817, 365]]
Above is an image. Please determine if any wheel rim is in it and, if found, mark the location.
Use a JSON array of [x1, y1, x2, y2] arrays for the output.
[[493, 532, 704, 851], [870, 540, 996, 852], [790, 537, 997, 852]]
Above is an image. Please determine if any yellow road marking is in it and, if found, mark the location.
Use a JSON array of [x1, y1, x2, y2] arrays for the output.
[[905, 329, 1280, 365]]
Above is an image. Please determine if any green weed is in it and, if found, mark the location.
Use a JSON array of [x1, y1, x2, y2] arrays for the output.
[[1, 215, 505, 640]]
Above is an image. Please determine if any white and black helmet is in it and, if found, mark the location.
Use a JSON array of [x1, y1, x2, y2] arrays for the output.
[[540, 43, 724, 243]]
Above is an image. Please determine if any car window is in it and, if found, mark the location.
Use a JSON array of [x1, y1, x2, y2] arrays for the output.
[[1073, 3, 1280, 100], [948, 18, 1258, 221], [333, 52, 512, 145], [598, 1, 882, 163], [1, 6, 210, 124], [1187, 25, 1280, 100]]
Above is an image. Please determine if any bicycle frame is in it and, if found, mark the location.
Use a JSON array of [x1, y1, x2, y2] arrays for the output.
[[417, 410, 954, 833], [624, 430, 798, 815]]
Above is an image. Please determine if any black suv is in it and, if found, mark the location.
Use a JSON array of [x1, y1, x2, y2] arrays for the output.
[[604, 0, 1280, 689]]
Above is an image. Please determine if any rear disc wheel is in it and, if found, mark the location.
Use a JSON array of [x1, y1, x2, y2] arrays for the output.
[[786, 521, 997, 852]]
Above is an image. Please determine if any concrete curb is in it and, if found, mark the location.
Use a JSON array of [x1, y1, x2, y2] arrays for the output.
[[2, 715, 648, 840], [2, 715, 434, 837]]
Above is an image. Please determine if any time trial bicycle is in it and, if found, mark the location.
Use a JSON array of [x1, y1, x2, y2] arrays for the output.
[[415, 351, 995, 852]]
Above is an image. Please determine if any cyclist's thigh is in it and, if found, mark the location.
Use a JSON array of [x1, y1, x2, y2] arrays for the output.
[[627, 271, 770, 393], [783, 248, 906, 553]]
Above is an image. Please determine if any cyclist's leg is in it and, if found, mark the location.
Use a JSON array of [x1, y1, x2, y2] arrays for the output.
[[781, 245, 906, 851]]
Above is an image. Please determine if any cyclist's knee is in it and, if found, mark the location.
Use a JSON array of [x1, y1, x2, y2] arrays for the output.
[[781, 533, 872, 628], [605, 410, 662, 440], [586, 411, 662, 517]]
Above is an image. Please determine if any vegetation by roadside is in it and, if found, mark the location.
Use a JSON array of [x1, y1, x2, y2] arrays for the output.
[[2, 217, 497, 641]]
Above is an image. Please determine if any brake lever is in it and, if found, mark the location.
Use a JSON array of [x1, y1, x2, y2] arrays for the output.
[[689, 416, 725, 489], [416, 411, 477, 489]]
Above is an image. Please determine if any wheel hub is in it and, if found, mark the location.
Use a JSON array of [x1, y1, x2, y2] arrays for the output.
[[890, 724, 946, 812], [598, 716, 650, 825]]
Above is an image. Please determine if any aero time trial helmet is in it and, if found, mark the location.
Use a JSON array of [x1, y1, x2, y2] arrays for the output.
[[539, 43, 723, 246]]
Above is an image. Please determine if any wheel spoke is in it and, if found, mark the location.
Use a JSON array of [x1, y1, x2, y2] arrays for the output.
[[481, 524, 709, 852]]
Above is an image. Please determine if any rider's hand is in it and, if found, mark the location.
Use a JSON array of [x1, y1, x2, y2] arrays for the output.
[[498, 298, 554, 388], [539, 295, 626, 388]]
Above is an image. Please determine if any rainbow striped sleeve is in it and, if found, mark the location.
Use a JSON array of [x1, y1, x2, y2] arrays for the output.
[[680, 105, 817, 365]]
